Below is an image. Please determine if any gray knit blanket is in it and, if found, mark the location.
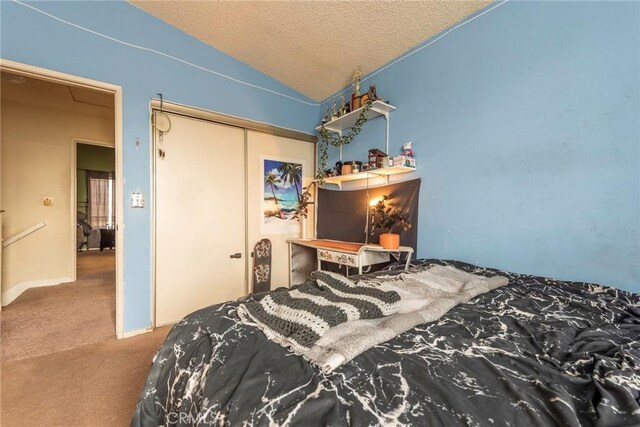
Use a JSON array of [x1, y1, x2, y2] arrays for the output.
[[237, 271, 401, 353], [238, 266, 508, 372]]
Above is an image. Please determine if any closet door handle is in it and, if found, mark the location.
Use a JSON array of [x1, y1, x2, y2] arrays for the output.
[[229, 253, 242, 259]]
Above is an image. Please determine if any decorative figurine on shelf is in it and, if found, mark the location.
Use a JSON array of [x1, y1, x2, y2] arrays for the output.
[[360, 85, 382, 106], [335, 161, 343, 176], [402, 142, 415, 158], [322, 107, 330, 124], [390, 142, 416, 168], [330, 98, 339, 121], [339, 95, 349, 116], [351, 66, 363, 110], [353, 66, 362, 96], [368, 85, 379, 101], [361, 85, 380, 106]]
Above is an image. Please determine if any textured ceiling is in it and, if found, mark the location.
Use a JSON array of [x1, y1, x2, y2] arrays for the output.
[[1, 72, 114, 119], [131, 1, 491, 101]]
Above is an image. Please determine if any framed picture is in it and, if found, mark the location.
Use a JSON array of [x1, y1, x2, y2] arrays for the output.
[[261, 157, 304, 235]]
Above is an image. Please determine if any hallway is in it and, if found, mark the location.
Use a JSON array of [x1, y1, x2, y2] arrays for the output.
[[1, 250, 115, 361], [0, 250, 174, 426]]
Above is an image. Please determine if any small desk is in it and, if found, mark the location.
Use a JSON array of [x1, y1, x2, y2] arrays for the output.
[[288, 239, 413, 285]]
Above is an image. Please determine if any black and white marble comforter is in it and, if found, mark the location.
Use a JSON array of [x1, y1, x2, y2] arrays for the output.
[[132, 260, 640, 426]]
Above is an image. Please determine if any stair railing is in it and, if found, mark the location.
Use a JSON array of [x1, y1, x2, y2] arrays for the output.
[[2, 221, 47, 249]]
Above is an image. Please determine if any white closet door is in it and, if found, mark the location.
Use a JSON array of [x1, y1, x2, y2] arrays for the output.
[[155, 113, 245, 326], [246, 130, 315, 289]]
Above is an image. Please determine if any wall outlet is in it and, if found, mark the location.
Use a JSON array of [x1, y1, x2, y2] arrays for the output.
[[131, 192, 145, 208], [43, 196, 54, 207]]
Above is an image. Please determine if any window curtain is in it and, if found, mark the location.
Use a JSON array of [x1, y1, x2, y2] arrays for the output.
[[87, 171, 115, 228]]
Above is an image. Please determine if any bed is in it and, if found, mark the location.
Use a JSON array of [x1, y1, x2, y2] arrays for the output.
[[132, 259, 640, 426]]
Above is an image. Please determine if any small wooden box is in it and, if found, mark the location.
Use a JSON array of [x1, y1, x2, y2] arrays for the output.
[[368, 148, 388, 169]]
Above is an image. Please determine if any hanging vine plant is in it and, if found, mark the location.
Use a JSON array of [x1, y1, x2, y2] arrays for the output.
[[295, 103, 372, 222], [315, 103, 371, 185]]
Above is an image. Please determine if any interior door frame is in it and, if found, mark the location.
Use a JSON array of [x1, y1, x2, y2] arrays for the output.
[[71, 138, 116, 280], [0, 59, 126, 339], [149, 99, 316, 327]]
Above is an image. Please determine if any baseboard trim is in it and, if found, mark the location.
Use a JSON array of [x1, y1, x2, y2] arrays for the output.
[[2, 277, 74, 306], [155, 320, 177, 328], [121, 327, 154, 339]]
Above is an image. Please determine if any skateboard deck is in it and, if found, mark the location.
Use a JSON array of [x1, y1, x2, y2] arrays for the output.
[[252, 239, 272, 294]]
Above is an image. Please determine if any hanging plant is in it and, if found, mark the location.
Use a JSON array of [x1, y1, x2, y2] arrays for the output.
[[316, 103, 371, 185], [293, 181, 316, 220], [315, 137, 329, 184]]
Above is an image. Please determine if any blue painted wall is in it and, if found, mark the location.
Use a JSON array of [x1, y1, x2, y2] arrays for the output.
[[321, 1, 639, 292], [1, 1, 319, 332]]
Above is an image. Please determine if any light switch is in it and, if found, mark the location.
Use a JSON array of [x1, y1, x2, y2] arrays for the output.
[[43, 196, 54, 207], [131, 192, 145, 208]]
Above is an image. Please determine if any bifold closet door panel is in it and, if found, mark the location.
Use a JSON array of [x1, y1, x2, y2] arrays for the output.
[[246, 130, 315, 290], [155, 113, 245, 326]]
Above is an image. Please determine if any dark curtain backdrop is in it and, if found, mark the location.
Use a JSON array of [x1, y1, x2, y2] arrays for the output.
[[317, 179, 421, 252]]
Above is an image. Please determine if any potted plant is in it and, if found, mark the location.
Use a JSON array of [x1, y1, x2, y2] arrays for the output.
[[370, 195, 411, 249]]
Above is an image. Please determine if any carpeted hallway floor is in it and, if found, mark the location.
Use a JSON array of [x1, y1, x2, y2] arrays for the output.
[[2, 251, 116, 361], [1, 251, 171, 426], [1, 326, 171, 426]]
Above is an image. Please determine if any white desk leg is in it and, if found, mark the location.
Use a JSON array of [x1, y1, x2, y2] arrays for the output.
[[288, 243, 292, 286], [404, 252, 413, 270], [318, 258, 322, 271]]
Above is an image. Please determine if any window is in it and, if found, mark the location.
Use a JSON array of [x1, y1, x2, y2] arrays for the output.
[[87, 172, 115, 228]]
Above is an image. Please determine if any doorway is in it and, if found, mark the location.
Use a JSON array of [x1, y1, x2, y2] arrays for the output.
[[75, 142, 116, 253], [0, 60, 124, 360]]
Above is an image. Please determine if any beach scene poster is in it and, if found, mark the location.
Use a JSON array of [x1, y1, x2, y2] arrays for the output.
[[261, 157, 303, 235]]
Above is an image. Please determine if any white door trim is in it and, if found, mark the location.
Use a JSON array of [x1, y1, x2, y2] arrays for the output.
[[0, 59, 126, 339], [149, 99, 316, 144]]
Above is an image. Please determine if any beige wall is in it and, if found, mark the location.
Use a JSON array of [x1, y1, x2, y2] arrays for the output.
[[1, 99, 114, 304]]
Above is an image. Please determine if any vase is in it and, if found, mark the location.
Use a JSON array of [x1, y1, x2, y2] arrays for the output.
[[379, 233, 400, 249]]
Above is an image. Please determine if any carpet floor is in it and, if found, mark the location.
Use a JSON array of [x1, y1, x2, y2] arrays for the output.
[[1, 250, 172, 426], [1, 251, 116, 361], [1, 326, 171, 426]]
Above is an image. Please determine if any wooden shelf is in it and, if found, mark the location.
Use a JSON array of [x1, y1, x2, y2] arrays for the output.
[[368, 165, 416, 176], [316, 100, 396, 134], [321, 165, 416, 189]]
